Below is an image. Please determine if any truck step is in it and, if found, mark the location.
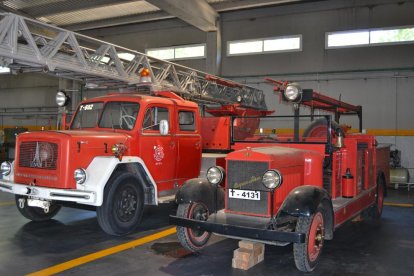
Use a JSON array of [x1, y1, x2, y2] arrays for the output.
[[158, 194, 176, 204]]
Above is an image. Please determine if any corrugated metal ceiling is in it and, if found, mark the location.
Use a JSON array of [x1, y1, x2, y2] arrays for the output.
[[0, 0, 310, 30], [38, 1, 160, 25]]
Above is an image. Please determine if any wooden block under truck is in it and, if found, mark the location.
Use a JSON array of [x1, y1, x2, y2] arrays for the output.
[[170, 80, 390, 272]]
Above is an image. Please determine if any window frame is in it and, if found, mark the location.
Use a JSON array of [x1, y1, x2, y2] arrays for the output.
[[325, 25, 414, 49], [178, 110, 196, 132], [142, 106, 171, 133], [146, 43, 206, 61], [227, 35, 302, 56]]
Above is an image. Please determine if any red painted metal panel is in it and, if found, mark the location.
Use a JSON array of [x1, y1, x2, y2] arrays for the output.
[[200, 117, 231, 151], [334, 187, 376, 228]]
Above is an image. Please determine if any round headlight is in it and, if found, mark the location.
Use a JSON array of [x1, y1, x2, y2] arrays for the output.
[[1, 161, 11, 176], [284, 83, 302, 102], [56, 91, 68, 107], [262, 170, 282, 190], [74, 168, 87, 184], [206, 166, 224, 185]]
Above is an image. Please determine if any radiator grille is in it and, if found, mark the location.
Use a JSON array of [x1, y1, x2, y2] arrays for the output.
[[226, 160, 269, 215], [19, 142, 58, 170]]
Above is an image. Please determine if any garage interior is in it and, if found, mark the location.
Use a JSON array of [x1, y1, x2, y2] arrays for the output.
[[0, 0, 413, 275]]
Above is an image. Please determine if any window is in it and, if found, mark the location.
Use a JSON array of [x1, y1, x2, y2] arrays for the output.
[[178, 111, 196, 131], [71, 102, 104, 129], [146, 44, 205, 60], [99, 102, 139, 130], [326, 26, 414, 48], [143, 107, 169, 131], [227, 35, 302, 56], [0, 66, 10, 74]]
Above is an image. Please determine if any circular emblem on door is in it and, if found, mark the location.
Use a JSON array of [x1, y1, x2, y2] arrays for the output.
[[153, 145, 165, 162]]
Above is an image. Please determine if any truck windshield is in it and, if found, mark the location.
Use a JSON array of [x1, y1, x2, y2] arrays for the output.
[[71, 101, 140, 130], [71, 102, 104, 129], [99, 102, 140, 130], [232, 115, 332, 144]]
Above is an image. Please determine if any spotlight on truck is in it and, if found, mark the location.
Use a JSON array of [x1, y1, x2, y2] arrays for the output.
[[56, 91, 70, 107], [284, 83, 302, 102]]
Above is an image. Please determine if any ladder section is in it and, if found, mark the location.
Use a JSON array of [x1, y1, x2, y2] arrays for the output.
[[0, 13, 267, 110]]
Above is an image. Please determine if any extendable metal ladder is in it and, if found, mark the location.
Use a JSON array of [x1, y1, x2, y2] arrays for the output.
[[0, 13, 267, 110]]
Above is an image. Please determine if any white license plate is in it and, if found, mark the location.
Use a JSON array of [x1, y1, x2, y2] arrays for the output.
[[229, 189, 260, 200]]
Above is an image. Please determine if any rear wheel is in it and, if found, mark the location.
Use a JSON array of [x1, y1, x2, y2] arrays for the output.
[[15, 195, 61, 222], [293, 205, 325, 272], [371, 177, 385, 219], [97, 172, 144, 236], [176, 202, 211, 252]]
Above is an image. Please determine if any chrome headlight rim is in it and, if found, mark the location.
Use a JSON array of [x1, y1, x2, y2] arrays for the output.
[[1, 161, 11, 176], [262, 169, 283, 190], [74, 168, 87, 184], [206, 166, 225, 185], [284, 83, 302, 102]]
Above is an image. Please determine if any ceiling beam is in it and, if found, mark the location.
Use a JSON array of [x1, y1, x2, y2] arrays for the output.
[[66, 11, 173, 31], [20, 0, 136, 18], [213, 0, 318, 12], [146, 0, 218, 32]]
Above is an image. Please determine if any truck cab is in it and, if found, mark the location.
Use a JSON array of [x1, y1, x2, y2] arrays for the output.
[[0, 92, 201, 235]]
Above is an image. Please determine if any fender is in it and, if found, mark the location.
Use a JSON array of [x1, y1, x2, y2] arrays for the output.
[[277, 185, 334, 239], [175, 178, 224, 212], [277, 185, 332, 218], [82, 156, 157, 206]]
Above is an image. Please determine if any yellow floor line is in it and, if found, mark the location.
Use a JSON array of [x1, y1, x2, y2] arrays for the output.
[[0, 201, 15, 207], [26, 227, 177, 276], [384, 202, 414, 208]]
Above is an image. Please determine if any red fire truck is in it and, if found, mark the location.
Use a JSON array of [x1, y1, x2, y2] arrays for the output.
[[0, 13, 269, 236], [170, 79, 390, 272]]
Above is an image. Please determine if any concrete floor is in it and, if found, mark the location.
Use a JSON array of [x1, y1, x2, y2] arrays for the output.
[[0, 188, 413, 276]]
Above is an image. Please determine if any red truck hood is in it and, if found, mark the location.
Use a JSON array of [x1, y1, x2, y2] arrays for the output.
[[14, 130, 131, 189], [227, 146, 307, 167]]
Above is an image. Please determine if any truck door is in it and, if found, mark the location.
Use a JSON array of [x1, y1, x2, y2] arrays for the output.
[[140, 105, 177, 192], [176, 109, 202, 182]]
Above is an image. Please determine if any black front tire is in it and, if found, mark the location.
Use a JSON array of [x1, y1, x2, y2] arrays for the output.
[[15, 195, 61, 222], [293, 205, 326, 272], [176, 202, 211, 252], [96, 172, 144, 236]]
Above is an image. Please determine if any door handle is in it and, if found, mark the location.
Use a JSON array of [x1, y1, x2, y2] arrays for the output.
[[170, 141, 176, 148], [195, 141, 201, 149]]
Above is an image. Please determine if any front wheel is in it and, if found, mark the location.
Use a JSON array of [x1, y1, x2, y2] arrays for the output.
[[176, 202, 211, 252], [96, 172, 144, 236], [15, 195, 61, 222], [293, 205, 325, 272]]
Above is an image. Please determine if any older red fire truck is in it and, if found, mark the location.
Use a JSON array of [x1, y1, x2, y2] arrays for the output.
[[0, 13, 268, 235], [170, 79, 390, 272]]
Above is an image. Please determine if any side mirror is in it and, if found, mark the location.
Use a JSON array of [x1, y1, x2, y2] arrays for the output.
[[159, 120, 169, 135]]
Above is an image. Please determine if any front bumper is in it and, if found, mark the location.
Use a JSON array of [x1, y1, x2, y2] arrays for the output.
[[0, 179, 96, 205], [170, 210, 305, 244]]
